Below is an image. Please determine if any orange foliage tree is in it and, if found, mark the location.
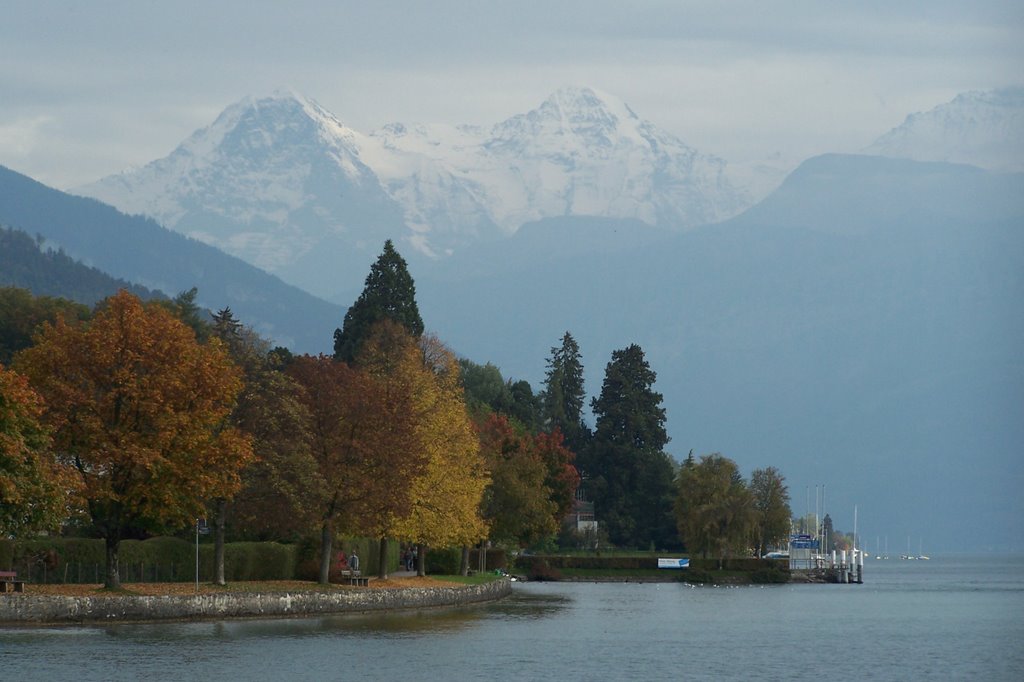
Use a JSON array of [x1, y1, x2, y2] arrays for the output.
[[286, 348, 424, 583], [15, 291, 252, 589], [349, 322, 440, 579], [477, 414, 579, 547], [0, 365, 69, 536]]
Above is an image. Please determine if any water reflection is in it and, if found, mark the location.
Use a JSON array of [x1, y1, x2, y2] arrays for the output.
[[86, 589, 571, 644]]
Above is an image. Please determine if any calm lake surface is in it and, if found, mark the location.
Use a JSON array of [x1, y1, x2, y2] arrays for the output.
[[2, 555, 1022, 681]]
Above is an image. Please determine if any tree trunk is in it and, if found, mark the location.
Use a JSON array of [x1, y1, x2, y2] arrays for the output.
[[416, 543, 426, 577], [104, 535, 121, 590], [377, 537, 389, 580], [460, 545, 470, 576], [214, 497, 227, 586], [318, 521, 333, 585]]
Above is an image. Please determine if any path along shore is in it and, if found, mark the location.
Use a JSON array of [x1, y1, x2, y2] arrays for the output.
[[0, 575, 512, 625]]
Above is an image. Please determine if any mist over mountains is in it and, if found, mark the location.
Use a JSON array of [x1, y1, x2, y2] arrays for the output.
[[3, 87, 1022, 551]]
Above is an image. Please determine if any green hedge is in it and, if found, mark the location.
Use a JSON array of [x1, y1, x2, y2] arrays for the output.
[[0, 536, 504, 583], [0, 537, 299, 583], [513, 554, 666, 570], [417, 547, 509, 575], [687, 557, 787, 572]]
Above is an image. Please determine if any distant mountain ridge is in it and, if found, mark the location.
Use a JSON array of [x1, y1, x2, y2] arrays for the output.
[[0, 164, 344, 353], [75, 87, 752, 300], [865, 87, 1024, 172]]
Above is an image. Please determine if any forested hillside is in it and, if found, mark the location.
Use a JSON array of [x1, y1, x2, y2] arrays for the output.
[[0, 165, 343, 353], [1, 226, 164, 304]]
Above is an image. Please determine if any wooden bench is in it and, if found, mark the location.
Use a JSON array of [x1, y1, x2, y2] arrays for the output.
[[340, 569, 368, 587], [0, 571, 26, 593]]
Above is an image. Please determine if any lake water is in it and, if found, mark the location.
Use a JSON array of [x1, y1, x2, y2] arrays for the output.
[[2, 555, 1022, 680]]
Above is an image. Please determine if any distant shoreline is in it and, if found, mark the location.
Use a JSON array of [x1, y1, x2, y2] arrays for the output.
[[0, 578, 511, 625]]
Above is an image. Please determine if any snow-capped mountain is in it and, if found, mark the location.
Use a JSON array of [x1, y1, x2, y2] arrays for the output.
[[75, 87, 751, 298], [864, 87, 1024, 172], [363, 87, 751, 232], [75, 91, 407, 298]]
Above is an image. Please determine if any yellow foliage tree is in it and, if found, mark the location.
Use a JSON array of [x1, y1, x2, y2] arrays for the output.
[[15, 290, 252, 588], [390, 335, 489, 574]]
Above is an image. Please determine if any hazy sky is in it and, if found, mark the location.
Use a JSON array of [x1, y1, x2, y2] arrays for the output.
[[2, 1, 1021, 189]]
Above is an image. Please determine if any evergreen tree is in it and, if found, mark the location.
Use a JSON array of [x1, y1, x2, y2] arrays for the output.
[[333, 240, 424, 364], [211, 306, 242, 344], [164, 287, 210, 341], [586, 344, 677, 549], [540, 332, 590, 455]]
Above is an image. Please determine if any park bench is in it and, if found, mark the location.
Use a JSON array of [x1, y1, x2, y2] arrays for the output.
[[340, 569, 368, 587], [0, 571, 26, 593]]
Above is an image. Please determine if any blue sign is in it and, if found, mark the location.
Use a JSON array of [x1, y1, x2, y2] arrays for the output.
[[657, 558, 690, 569]]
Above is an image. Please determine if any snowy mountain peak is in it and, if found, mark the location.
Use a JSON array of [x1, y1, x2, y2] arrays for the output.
[[539, 85, 639, 127], [488, 86, 646, 153], [865, 86, 1024, 172]]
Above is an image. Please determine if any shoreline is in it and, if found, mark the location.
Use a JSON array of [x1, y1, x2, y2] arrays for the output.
[[0, 577, 512, 625]]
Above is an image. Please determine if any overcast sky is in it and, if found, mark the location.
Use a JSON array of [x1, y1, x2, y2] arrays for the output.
[[2, 1, 1021, 189]]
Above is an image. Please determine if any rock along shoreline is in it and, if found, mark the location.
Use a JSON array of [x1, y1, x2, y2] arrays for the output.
[[0, 578, 512, 625]]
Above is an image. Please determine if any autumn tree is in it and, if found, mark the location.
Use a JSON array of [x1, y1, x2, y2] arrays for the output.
[[749, 466, 792, 557], [333, 240, 424, 364], [288, 331, 433, 583], [15, 290, 252, 589], [477, 414, 557, 547], [675, 453, 754, 565], [586, 344, 677, 549], [287, 355, 386, 583], [207, 308, 315, 584], [350, 323, 430, 579], [477, 414, 577, 548], [392, 336, 489, 575], [533, 428, 580, 523], [0, 365, 68, 536]]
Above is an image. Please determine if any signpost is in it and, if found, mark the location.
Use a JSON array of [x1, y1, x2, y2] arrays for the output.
[[195, 518, 209, 592]]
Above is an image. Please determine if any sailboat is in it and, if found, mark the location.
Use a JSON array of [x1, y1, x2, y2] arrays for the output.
[[901, 536, 915, 560], [917, 539, 930, 561]]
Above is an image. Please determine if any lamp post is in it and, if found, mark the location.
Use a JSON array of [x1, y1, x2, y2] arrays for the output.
[[195, 518, 209, 592]]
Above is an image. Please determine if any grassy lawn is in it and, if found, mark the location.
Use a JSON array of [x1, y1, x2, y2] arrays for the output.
[[432, 573, 505, 585]]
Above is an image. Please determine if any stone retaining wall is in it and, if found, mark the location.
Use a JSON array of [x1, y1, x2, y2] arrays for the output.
[[0, 578, 512, 624]]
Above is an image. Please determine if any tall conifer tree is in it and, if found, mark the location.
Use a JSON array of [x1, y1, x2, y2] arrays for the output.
[[540, 331, 590, 455], [587, 343, 677, 549], [333, 240, 424, 364]]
